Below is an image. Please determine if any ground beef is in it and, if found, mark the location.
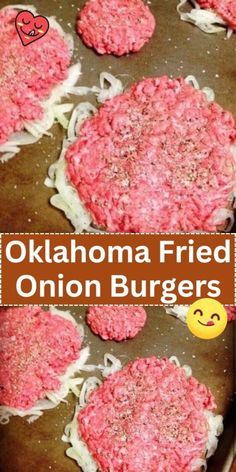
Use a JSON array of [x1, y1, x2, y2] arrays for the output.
[[66, 76, 236, 232], [0, 7, 71, 145], [225, 306, 236, 321], [79, 356, 216, 471], [86, 306, 147, 341], [77, 0, 156, 56], [0, 307, 81, 410], [197, 0, 236, 30]]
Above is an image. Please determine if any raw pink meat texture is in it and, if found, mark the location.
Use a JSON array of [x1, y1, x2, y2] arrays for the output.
[[0, 8, 71, 145], [197, 0, 236, 30], [0, 307, 81, 410], [87, 306, 147, 340], [66, 76, 236, 232], [226, 306, 236, 321], [79, 357, 216, 471], [77, 0, 156, 56]]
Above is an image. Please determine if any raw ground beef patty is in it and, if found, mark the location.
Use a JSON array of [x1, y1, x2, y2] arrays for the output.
[[78, 357, 217, 471], [197, 0, 236, 30], [0, 307, 81, 410], [86, 306, 147, 340], [0, 7, 71, 145], [77, 0, 156, 56], [225, 306, 236, 321], [66, 76, 236, 232]]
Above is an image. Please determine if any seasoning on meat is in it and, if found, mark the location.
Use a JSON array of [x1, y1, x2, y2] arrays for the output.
[[66, 76, 236, 232], [78, 357, 220, 471], [0, 6, 74, 153], [0, 306, 82, 410], [87, 306, 147, 341], [77, 0, 156, 56]]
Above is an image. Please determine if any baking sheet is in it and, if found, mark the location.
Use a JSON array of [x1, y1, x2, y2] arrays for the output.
[[0, 307, 235, 472], [0, 0, 235, 231]]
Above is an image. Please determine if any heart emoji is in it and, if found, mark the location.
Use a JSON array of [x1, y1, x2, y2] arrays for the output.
[[15, 10, 49, 46]]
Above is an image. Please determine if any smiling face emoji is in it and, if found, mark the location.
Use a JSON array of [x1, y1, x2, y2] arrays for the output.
[[187, 299, 227, 340], [15, 11, 49, 46]]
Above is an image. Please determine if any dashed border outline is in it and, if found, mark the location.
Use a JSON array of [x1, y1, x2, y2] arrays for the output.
[[1, 305, 236, 307], [0, 232, 235, 307], [0, 232, 235, 236]]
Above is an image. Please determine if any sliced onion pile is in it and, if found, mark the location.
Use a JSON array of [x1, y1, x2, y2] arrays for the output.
[[62, 353, 123, 472], [45, 72, 123, 232], [177, 0, 233, 37]]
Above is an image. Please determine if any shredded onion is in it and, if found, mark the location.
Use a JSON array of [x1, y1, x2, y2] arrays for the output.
[[185, 75, 215, 102], [68, 72, 124, 103], [0, 6, 82, 163], [0, 133, 40, 162], [63, 404, 99, 472], [184, 77, 235, 232], [0, 306, 90, 424], [166, 305, 189, 323], [91, 72, 124, 103], [169, 355, 182, 367], [192, 458, 207, 471], [62, 353, 122, 472], [47, 145, 93, 233], [63, 354, 223, 471], [177, 0, 230, 35], [67, 102, 97, 141], [45, 100, 99, 232], [79, 377, 102, 408], [169, 355, 192, 377], [205, 410, 224, 458], [213, 208, 235, 231], [100, 353, 122, 377]]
